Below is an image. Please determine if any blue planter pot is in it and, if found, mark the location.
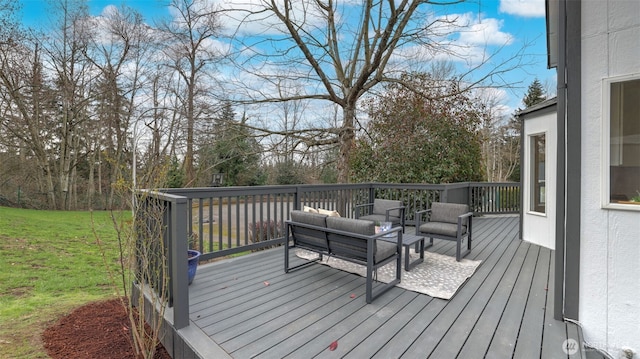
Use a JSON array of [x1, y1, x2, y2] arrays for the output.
[[187, 250, 201, 285]]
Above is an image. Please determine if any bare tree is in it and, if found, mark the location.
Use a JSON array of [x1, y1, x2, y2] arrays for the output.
[[0, 37, 58, 207], [158, 0, 223, 186], [136, 65, 183, 188], [228, 0, 530, 183], [40, 0, 94, 209], [83, 4, 155, 207]]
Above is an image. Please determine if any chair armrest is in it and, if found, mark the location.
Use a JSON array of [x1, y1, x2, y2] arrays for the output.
[[415, 209, 431, 234], [354, 203, 374, 218], [373, 226, 403, 249], [384, 206, 405, 222], [456, 212, 473, 235], [384, 206, 405, 228]]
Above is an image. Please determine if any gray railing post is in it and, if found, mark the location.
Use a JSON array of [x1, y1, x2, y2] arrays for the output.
[[441, 187, 448, 203], [294, 186, 301, 211], [171, 196, 189, 329]]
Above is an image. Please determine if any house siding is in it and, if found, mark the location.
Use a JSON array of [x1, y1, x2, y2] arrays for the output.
[[520, 102, 557, 250], [580, 0, 640, 356]]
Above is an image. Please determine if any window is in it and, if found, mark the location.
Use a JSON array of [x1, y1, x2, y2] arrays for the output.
[[530, 133, 546, 213], [605, 75, 640, 206]]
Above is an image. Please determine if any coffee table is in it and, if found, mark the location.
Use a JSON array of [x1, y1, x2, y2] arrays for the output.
[[380, 232, 429, 271]]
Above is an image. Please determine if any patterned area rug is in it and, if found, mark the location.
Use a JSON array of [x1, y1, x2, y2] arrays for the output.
[[296, 248, 482, 300]]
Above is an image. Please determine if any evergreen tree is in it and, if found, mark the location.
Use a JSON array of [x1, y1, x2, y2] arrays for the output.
[[196, 101, 263, 186], [522, 78, 546, 108], [500, 78, 549, 183]]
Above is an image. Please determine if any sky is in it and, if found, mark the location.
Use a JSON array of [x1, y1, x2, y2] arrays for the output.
[[17, 0, 556, 117]]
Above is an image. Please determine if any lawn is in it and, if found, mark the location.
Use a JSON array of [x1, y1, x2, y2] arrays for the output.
[[0, 206, 128, 358]]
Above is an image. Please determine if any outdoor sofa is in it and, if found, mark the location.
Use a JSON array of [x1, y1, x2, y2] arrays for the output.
[[285, 210, 402, 303]]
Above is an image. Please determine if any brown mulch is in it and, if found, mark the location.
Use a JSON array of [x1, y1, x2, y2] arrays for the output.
[[42, 298, 171, 359]]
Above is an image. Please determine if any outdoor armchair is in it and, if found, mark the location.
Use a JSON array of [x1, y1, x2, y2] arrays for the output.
[[354, 198, 406, 231], [415, 202, 473, 261]]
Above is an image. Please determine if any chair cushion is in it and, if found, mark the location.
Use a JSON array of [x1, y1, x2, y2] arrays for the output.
[[419, 222, 467, 238], [430, 203, 469, 225], [372, 199, 403, 218]]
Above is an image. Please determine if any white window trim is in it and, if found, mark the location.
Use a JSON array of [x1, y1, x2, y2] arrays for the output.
[[601, 73, 640, 211]]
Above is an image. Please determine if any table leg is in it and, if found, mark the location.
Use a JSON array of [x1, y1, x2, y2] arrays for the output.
[[404, 245, 411, 271], [405, 240, 426, 271]]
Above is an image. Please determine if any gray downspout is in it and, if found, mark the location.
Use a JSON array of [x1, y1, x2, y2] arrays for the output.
[[563, 0, 581, 321], [554, 0, 581, 321], [518, 114, 524, 240]]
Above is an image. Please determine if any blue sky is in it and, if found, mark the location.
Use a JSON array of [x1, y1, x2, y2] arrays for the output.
[[18, 0, 555, 115]]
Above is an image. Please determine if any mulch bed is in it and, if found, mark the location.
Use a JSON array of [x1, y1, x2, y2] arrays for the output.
[[42, 298, 171, 359]]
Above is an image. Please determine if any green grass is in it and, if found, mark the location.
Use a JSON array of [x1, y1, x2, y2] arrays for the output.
[[0, 207, 127, 358]]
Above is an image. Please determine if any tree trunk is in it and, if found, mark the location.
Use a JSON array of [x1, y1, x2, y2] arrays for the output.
[[338, 104, 356, 183], [185, 77, 195, 186]]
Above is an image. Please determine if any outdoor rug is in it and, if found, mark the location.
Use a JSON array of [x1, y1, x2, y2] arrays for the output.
[[296, 248, 482, 300]]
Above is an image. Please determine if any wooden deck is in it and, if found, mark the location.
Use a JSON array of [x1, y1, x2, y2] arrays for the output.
[[178, 215, 584, 358]]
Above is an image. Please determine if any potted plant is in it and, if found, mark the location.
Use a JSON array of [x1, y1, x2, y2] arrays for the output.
[[187, 250, 201, 285], [619, 191, 640, 205]]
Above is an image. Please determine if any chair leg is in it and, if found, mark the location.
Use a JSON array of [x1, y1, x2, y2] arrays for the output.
[[456, 235, 471, 262], [366, 262, 373, 304], [284, 238, 290, 272]]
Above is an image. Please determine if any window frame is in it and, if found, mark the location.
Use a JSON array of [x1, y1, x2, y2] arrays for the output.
[[601, 73, 640, 211], [529, 132, 546, 215]]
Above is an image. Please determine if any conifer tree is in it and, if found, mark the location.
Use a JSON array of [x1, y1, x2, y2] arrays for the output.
[[522, 78, 546, 108]]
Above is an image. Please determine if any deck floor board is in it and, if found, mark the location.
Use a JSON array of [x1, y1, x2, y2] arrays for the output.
[[178, 215, 580, 358]]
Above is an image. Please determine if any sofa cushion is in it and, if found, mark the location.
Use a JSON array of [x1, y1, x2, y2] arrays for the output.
[[325, 217, 395, 263], [290, 210, 328, 250], [326, 216, 374, 235], [374, 241, 398, 262], [325, 217, 371, 261], [429, 203, 469, 225], [291, 210, 327, 226]]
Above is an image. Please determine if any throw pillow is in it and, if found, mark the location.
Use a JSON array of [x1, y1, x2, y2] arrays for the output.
[[317, 208, 341, 217], [303, 206, 318, 213]]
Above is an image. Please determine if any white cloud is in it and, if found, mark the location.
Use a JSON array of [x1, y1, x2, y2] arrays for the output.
[[460, 17, 514, 46], [100, 5, 119, 18], [402, 12, 514, 69], [499, 0, 546, 18], [214, 0, 328, 36]]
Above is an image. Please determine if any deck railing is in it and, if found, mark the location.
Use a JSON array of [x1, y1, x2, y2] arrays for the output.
[[136, 181, 519, 329]]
